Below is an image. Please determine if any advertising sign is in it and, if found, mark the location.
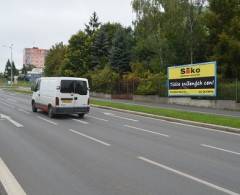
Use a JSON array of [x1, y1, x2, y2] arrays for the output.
[[168, 62, 217, 97]]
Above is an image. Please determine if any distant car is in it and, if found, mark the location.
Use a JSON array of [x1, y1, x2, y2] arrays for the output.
[[31, 77, 90, 118]]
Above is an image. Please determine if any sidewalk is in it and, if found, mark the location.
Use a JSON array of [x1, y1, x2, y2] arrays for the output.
[[91, 97, 240, 118]]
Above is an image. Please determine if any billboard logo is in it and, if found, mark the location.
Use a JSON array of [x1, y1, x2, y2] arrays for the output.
[[181, 67, 200, 75]]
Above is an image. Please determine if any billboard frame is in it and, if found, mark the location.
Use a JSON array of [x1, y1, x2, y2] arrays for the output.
[[167, 61, 217, 97]]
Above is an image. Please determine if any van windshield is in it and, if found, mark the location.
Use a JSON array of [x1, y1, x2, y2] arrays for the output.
[[60, 80, 88, 95]]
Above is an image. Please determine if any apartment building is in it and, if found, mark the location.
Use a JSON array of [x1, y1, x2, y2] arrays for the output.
[[23, 47, 49, 68]]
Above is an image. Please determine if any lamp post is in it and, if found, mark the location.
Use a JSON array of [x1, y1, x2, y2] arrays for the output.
[[2, 44, 13, 86]]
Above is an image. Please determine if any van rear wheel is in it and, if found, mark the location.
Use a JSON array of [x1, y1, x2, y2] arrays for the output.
[[48, 106, 55, 118], [78, 113, 84, 118]]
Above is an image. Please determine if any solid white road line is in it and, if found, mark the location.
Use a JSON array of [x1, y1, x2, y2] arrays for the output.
[[0, 158, 27, 195], [69, 129, 111, 146], [168, 121, 240, 136], [104, 112, 139, 122], [17, 109, 30, 115], [0, 114, 24, 128], [201, 144, 240, 156], [129, 113, 240, 137], [138, 156, 240, 195], [37, 116, 58, 126], [125, 125, 169, 137], [72, 119, 89, 124], [87, 115, 109, 122]]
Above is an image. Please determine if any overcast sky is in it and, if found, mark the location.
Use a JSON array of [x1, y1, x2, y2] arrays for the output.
[[0, 0, 134, 72]]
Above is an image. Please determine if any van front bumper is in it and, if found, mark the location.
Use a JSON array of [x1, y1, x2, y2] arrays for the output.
[[53, 106, 90, 114]]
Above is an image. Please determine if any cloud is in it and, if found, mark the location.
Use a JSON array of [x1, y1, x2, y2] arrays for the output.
[[0, 0, 133, 72]]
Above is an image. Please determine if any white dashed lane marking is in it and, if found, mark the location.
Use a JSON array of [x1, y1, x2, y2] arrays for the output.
[[37, 116, 58, 126], [72, 119, 89, 124], [103, 112, 139, 122], [69, 129, 111, 146], [125, 125, 169, 137], [138, 156, 240, 195], [201, 144, 240, 156]]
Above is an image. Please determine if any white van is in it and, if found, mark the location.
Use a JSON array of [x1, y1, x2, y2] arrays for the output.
[[31, 77, 90, 118]]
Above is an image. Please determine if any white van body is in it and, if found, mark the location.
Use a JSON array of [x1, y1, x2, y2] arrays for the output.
[[31, 77, 90, 118]]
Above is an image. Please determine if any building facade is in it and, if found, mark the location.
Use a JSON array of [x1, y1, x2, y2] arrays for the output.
[[23, 47, 49, 69]]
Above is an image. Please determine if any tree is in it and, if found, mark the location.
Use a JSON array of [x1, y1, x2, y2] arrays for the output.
[[132, 0, 208, 73], [110, 27, 134, 73], [4, 59, 18, 78], [61, 31, 91, 76], [132, 0, 166, 72], [11, 61, 18, 76], [206, 0, 240, 78], [21, 64, 35, 75], [44, 42, 67, 76], [90, 23, 122, 70], [91, 29, 109, 70], [85, 11, 101, 37]]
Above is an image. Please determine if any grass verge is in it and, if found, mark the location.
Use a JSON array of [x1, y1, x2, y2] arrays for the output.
[[4, 88, 32, 95], [91, 99, 240, 129]]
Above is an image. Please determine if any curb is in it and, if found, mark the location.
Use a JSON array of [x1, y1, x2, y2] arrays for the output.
[[91, 104, 240, 134]]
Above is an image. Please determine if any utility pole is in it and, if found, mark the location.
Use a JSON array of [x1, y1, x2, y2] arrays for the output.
[[2, 44, 14, 86], [189, 0, 194, 64], [10, 44, 13, 86]]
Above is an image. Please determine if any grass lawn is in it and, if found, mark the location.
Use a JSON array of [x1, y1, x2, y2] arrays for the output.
[[91, 99, 240, 129], [5, 88, 32, 95], [12, 81, 31, 87], [0, 79, 7, 86], [0, 79, 31, 88]]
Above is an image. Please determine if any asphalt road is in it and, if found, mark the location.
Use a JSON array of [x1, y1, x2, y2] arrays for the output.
[[0, 89, 240, 195]]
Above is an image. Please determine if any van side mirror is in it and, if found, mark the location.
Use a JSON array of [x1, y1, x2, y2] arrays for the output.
[[31, 85, 36, 92], [31, 82, 38, 92]]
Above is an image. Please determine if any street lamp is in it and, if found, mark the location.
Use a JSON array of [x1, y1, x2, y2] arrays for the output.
[[2, 44, 13, 86]]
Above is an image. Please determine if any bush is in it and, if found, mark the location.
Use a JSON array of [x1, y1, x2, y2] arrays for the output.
[[135, 73, 167, 96], [89, 65, 119, 93]]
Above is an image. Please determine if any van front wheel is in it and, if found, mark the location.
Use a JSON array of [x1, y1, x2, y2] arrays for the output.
[[32, 102, 37, 112], [48, 106, 55, 118], [78, 113, 84, 118]]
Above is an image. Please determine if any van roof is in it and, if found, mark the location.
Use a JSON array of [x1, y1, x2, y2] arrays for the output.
[[40, 77, 88, 81]]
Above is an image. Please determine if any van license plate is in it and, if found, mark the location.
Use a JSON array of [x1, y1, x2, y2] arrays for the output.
[[62, 100, 72, 103]]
